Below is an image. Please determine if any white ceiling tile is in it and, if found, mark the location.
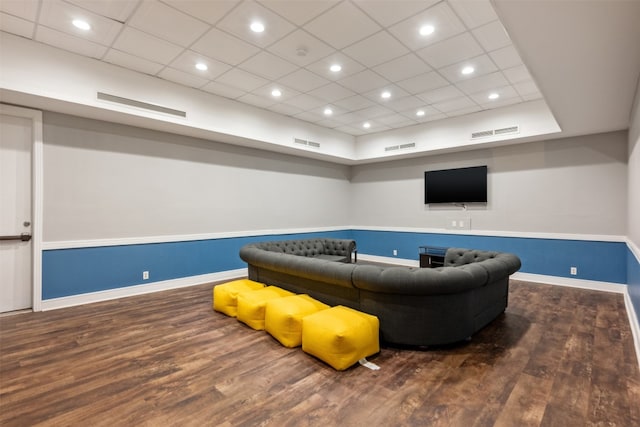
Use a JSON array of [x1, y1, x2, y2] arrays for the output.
[[489, 45, 522, 69], [236, 92, 277, 108], [305, 1, 380, 49], [258, 0, 339, 25], [335, 124, 367, 136], [333, 111, 365, 125], [0, 12, 34, 38], [456, 71, 509, 95], [448, 0, 499, 29], [522, 91, 543, 101], [433, 96, 476, 113], [513, 80, 540, 97], [503, 64, 532, 84], [169, 50, 232, 80], [355, 104, 395, 119], [472, 20, 511, 52], [385, 95, 426, 112], [338, 69, 389, 93], [162, 0, 242, 25], [438, 54, 498, 83], [277, 68, 330, 92], [35, 25, 107, 58], [215, 68, 270, 91], [65, 0, 138, 22], [416, 32, 483, 69], [446, 104, 483, 117], [372, 54, 431, 82], [0, 0, 39, 20], [469, 85, 519, 104], [387, 2, 466, 51], [305, 52, 366, 80], [396, 71, 448, 94], [128, 1, 210, 47], [333, 95, 375, 111], [158, 67, 209, 89], [238, 51, 298, 80], [353, 0, 438, 26], [308, 104, 348, 118], [283, 93, 326, 110], [417, 85, 465, 104], [401, 105, 441, 120], [113, 27, 183, 64], [216, 0, 296, 48], [342, 30, 410, 67], [307, 82, 356, 102], [314, 118, 343, 129], [375, 113, 417, 127], [294, 110, 324, 123], [201, 81, 247, 99], [479, 96, 522, 110], [268, 102, 304, 117], [267, 29, 334, 66], [103, 49, 165, 75], [360, 121, 390, 133], [39, 0, 123, 46], [192, 28, 260, 66]]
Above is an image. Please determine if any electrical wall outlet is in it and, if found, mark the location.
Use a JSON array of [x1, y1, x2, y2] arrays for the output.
[[393, 249, 398, 256], [570, 267, 577, 275], [143, 271, 149, 280]]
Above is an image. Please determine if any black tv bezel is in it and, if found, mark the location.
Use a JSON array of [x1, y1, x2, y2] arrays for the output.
[[424, 165, 488, 205]]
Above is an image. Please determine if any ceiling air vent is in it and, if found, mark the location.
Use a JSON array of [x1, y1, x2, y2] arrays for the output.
[[471, 125, 519, 140], [97, 92, 186, 117], [293, 137, 320, 149]]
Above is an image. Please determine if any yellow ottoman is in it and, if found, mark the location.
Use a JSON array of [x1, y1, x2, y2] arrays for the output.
[[302, 306, 380, 371], [265, 295, 330, 348], [212, 279, 264, 317], [237, 286, 294, 330]]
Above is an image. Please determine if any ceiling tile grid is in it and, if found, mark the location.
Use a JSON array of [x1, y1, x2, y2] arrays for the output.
[[0, 0, 544, 136]]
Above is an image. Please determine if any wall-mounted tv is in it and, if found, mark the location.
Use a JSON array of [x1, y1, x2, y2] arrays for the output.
[[424, 165, 487, 204]]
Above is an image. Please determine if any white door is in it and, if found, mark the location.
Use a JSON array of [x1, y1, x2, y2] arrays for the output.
[[0, 112, 33, 312]]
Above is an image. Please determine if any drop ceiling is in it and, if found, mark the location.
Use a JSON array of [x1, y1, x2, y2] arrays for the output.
[[0, 0, 543, 136]]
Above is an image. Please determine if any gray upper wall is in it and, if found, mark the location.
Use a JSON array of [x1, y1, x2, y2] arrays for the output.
[[629, 80, 640, 248], [42, 112, 628, 242]]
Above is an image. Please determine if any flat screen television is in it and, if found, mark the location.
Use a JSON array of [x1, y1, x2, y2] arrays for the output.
[[424, 165, 487, 204]]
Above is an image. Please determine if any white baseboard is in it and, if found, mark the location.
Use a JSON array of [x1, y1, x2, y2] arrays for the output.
[[511, 272, 627, 294], [624, 290, 640, 370], [40, 268, 247, 311]]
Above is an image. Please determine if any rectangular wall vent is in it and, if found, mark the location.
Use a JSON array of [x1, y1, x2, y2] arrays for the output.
[[293, 137, 320, 149], [399, 142, 416, 149], [97, 92, 186, 117], [385, 142, 415, 152], [385, 145, 399, 152], [471, 125, 519, 140]]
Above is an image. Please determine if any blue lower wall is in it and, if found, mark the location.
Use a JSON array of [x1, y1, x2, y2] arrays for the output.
[[42, 229, 629, 300]]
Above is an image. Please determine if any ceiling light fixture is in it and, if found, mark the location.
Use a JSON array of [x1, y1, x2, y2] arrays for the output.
[[330, 64, 342, 73], [461, 66, 475, 75], [363, 122, 371, 129], [416, 110, 425, 117], [195, 62, 208, 71], [324, 108, 333, 116], [381, 91, 391, 99], [250, 21, 265, 33], [488, 93, 500, 100], [419, 24, 435, 36], [72, 19, 91, 30], [271, 89, 282, 97]]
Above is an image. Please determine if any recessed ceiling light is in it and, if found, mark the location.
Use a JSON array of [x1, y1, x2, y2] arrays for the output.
[[416, 110, 425, 117], [488, 93, 500, 100], [324, 108, 333, 116], [195, 62, 208, 71], [271, 89, 282, 97], [250, 21, 265, 33], [381, 91, 391, 99], [419, 24, 435, 36], [72, 19, 91, 31], [461, 66, 475, 75], [330, 64, 342, 73], [363, 122, 371, 129]]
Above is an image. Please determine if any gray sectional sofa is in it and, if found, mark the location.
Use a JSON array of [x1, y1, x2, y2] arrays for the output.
[[239, 238, 521, 347]]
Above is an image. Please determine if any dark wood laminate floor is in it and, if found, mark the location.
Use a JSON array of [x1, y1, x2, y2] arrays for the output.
[[1, 280, 638, 426]]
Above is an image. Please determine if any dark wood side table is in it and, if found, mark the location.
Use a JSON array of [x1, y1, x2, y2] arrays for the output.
[[419, 246, 448, 268]]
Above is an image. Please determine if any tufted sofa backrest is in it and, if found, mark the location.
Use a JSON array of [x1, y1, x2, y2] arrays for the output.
[[444, 248, 499, 267], [252, 238, 355, 258]]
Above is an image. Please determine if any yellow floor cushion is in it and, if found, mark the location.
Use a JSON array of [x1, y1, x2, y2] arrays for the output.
[[265, 294, 330, 348], [212, 279, 264, 317], [302, 305, 380, 371], [236, 286, 295, 330]]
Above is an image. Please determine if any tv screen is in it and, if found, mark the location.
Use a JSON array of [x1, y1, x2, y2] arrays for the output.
[[424, 166, 487, 204]]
